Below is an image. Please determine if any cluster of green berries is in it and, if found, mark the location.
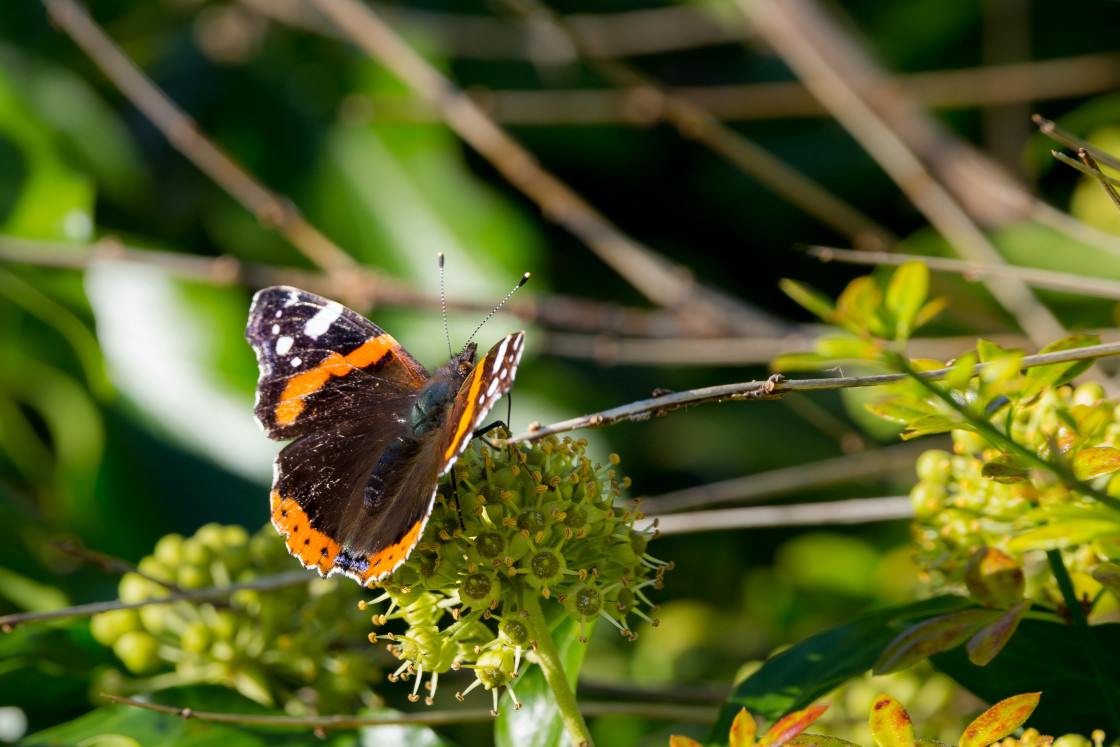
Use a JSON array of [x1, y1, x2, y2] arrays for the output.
[[366, 434, 669, 714], [909, 382, 1118, 609], [90, 523, 376, 714]]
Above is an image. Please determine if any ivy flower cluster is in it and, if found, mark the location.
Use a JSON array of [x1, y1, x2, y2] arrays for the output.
[[364, 434, 669, 714]]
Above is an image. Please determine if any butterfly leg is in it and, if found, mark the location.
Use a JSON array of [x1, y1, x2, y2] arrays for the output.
[[473, 420, 509, 450], [449, 478, 467, 532]]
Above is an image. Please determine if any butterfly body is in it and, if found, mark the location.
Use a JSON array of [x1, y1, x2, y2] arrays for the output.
[[245, 286, 524, 586]]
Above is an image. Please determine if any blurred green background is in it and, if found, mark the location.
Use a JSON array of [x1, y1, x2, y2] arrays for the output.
[[3, 0, 1120, 744]]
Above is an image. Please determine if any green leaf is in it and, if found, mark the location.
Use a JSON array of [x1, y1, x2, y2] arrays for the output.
[[976, 340, 1008, 364], [912, 297, 949, 331], [901, 415, 962, 439], [865, 397, 938, 425], [835, 276, 885, 335], [884, 261, 929, 340], [1072, 446, 1120, 480], [1091, 562, 1120, 597], [1007, 520, 1120, 552], [959, 692, 1041, 747], [874, 609, 999, 674], [965, 600, 1029, 666], [932, 618, 1120, 736], [21, 686, 361, 746], [814, 336, 883, 361], [1021, 335, 1101, 401], [495, 613, 593, 747], [780, 279, 836, 322], [946, 352, 978, 391], [980, 454, 1029, 484], [707, 597, 970, 745]]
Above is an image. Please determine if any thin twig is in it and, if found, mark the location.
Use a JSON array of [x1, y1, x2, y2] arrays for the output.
[[49, 540, 182, 593], [356, 54, 1120, 125], [241, 0, 746, 60], [495, 0, 894, 250], [0, 237, 707, 337], [650, 495, 913, 536], [638, 440, 935, 514], [0, 572, 311, 630], [499, 340, 1120, 443], [741, 0, 1070, 351], [1078, 149, 1120, 215], [308, 0, 781, 337], [101, 693, 715, 727], [40, 0, 356, 272], [806, 245, 1120, 301], [1034, 114, 1120, 171]]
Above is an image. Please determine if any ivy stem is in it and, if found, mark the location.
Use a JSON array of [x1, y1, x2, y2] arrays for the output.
[[1045, 550, 1120, 735], [522, 592, 595, 747]]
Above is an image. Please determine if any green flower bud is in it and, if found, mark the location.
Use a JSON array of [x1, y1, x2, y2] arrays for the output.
[[113, 630, 163, 675], [90, 608, 142, 646]]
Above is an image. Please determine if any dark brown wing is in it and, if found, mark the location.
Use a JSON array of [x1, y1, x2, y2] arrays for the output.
[[245, 286, 429, 441]]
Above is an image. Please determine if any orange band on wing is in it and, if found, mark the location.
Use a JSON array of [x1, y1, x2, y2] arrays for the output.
[[271, 490, 341, 574], [275, 335, 394, 426], [355, 518, 425, 586], [443, 368, 486, 461]]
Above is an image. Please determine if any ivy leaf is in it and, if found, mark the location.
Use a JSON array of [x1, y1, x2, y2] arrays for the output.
[[959, 692, 1041, 747], [1072, 446, 1120, 480], [980, 454, 1029, 484]]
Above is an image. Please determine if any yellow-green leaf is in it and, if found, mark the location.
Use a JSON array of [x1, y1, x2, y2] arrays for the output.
[[731, 707, 758, 747], [964, 547, 1024, 607], [1092, 562, 1120, 597], [959, 692, 1041, 747], [866, 397, 938, 424], [980, 454, 1029, 484], [1073, 446, 1120, 480], [757, 705, 829, 747], [835, 276, 883, 331], [912, 297, 948, 330], [1022, 334, 1101, 401], [946, 352, 978, 391], [1008, 520, 1120, 552], [868, 693, 915, 747], [885, 261, 929, 340], [670, 736, 704, 747], [780, 279, 835, 322]]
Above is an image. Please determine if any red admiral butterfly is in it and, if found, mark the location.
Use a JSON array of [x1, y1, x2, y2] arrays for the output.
[[246, 285, 525, 586]]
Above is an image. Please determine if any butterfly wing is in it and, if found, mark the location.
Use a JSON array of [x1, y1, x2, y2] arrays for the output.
[[437, 331, 526, 471], [246, 286, 434, 583], [246, 286, 428, 441]]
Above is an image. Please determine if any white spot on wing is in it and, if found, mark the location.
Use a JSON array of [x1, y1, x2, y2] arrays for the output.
[[271, 324, 280, 335], [284, 291, 299, 307], [291, 356, 302, 367], [487, 376, 500, 398], [304, 301, 343, 339], [276, 336, 294, 355], [274, 310, 282, 318]]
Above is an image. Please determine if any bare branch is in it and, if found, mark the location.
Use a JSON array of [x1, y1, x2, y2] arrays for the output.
[[499, 340, 1120, 444], [807, 245, 1120, 301], [0, 237, 705, 337], [651, 495, 913, 536], [741, 0, 1071, 350], [102, 693, 716, 727], [40, 0, 356, 272], [307, 0, 782, 337], [639, 440, 935, 514], [357, 54, 1120, 126], [0, 572, 311, 630], [494, 0, 894, 250]]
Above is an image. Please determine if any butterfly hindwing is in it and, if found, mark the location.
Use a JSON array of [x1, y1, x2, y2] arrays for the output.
[[246, 286, 429, 440]]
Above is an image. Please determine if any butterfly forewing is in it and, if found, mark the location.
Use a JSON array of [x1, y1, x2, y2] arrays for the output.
[[438, 331, 526, 470]]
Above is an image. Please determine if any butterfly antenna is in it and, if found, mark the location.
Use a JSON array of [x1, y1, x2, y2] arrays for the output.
[[439, 253, 452, 358], [464, 272, 530, 349]]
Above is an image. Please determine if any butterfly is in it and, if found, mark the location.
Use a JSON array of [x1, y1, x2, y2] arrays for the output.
[[246, 285, 525, 586]]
